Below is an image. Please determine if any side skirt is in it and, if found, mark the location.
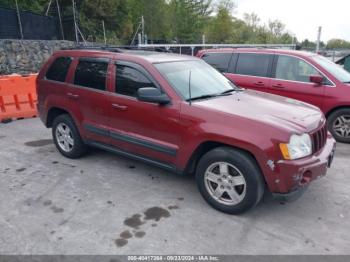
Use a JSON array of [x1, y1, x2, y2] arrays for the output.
[[86, 140, 184, 175]]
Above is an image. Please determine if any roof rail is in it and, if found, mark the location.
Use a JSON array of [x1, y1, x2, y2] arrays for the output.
[[61, 45, 171, 53], [60, 45, 123, 53]]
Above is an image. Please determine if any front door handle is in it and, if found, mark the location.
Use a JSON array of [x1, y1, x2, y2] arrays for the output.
[[254, 81, 264, 86], [272, 84, 285, 88], [67, 92, 79, 99], [112, 103, 127, 111]]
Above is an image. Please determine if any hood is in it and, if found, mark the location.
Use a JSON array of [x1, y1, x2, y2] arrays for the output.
[[195, 90, 325, 134]]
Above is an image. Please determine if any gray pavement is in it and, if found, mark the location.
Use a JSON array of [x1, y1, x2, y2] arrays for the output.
[[0, 118, 349, 255]]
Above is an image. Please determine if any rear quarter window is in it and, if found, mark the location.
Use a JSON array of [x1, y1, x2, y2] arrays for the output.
[[236, 53, 272, 77], [202, 52, 232, 73], [45, 57, 72, 82]]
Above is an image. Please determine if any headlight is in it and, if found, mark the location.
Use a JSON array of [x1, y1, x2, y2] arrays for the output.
[[279, 134, 312, 160]]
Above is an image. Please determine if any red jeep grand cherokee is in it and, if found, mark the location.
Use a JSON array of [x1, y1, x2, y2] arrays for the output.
[[197, 48, 350, 143], [37, 48, 336, 214]]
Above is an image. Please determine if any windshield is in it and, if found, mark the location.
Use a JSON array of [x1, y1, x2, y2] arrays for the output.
[[313, 55, 350, 83], [155, 60, 237, 100]]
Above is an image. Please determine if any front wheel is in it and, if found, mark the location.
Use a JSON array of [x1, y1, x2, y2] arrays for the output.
[[195, 147, 265, 215], [327, 109, 350, 143]]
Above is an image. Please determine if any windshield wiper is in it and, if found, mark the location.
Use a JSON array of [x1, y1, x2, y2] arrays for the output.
[[186, 94, 219, 102], [220, 89, 236, 95], [343, 81, 350, 83], [187, 90, 236, 102]]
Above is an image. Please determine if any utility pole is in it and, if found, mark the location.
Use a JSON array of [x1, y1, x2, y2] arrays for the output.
[[316, 26, 322, 53], [46, 0, 53, 16], [138, 33, 142, 47], [291, 34, 296, 50], [15, 0, 23, 39], [56, 0, 65, 40], [141, 15, 145, 45], [72, 0, 79, 43], [102, 20, 107, 45]]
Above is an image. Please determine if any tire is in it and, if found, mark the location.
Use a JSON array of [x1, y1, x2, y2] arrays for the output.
[[195, 147, 265, 215], [52, 114, 87, 159], [327, 108, 350, 143]]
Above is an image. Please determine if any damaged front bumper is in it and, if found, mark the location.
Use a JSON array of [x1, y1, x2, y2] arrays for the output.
[[271, 134, 336, 202]]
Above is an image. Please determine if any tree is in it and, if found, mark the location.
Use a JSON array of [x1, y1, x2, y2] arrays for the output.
[[243, 12, 260, 29], [168, 0, 212, 43], [0, 0, 47, 13], [79, 0, 132, 44], [268, 19, 285, 37], [205, 0, 235, 43], [128, 0, 170, 43], [0, 0, 296, 45], [327, 38, 350, 49]]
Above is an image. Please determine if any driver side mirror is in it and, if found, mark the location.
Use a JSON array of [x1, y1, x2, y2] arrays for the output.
[[310, 75, 324, 86], [137, 87, 170, 105]]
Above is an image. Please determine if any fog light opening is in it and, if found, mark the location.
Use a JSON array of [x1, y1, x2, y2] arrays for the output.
[[300, 170, 312, 185]]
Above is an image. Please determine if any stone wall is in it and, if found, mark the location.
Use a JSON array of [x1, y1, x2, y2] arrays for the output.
[[0, 40, 76, 75]]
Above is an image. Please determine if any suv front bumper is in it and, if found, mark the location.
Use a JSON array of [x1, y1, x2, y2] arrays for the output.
[[271, 134, 336, 202]]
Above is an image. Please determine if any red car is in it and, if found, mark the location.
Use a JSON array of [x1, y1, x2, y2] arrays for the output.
[[197, 48, 350, 143], [37, 48, 336, 214]]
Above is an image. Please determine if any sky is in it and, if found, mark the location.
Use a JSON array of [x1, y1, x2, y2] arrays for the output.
[[234, 0, 349, 42]]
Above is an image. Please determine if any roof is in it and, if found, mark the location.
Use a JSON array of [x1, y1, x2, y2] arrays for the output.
[[55, 48, 198, 64], [198, 48, 315, 57], [126, 52, 197, 63]]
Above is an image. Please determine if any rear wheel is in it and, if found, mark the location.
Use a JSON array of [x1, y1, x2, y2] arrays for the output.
[[52, 114, 87, 158], [195, 147, 265, 214], [327, 109, 350, 143]]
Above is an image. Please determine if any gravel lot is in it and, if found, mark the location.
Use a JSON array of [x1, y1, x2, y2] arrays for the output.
[[0, 118, 349, 255]]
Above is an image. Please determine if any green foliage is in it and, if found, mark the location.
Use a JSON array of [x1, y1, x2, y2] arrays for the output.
[[168, 0, 212, 43], [128, 0, 170, 42], [79, 0, 132, 44], [0, 0, 300, 45], [0, 0, 47, 13], [205, 1, 234, 43], [327, 39, 350, 49]]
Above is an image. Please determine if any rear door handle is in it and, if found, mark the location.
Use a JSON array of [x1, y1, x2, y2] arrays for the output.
[[67, 92, 79, 99], [112, 103, 127, 111], [272, 84, 285, 88], [254, 81, 265, 86]]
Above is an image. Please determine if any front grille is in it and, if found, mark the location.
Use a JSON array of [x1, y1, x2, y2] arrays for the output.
[[311, 124, 328, 153]]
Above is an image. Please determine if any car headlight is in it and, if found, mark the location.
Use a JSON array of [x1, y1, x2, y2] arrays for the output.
[[279, 134, 312, 160]]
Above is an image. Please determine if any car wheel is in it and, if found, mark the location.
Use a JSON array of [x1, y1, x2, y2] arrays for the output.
[[327, 109, 350, 143], [52, 114, 87, 158], [195, 147, 265, 214]]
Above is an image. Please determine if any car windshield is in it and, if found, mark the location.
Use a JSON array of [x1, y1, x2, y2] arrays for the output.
[[155, 60, 237, 101], [313, 55, 350, 83]]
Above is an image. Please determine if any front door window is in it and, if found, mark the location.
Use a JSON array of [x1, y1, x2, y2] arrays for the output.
[[275, 55, 321, 83]]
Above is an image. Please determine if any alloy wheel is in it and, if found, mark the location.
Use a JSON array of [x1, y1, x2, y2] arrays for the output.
[[204, 162, 246, 206], [333, 115, 350, 139], [55, 123, 74, 152]]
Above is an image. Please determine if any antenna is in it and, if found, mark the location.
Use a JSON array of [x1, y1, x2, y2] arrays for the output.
[[188, 70, 192, 106]]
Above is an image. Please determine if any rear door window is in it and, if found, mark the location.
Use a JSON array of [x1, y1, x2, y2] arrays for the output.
[[202, 52, 232, 73], [74, 58, 108, 90], [45, 57, 72, 82], [235, 53, 272, 77]]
